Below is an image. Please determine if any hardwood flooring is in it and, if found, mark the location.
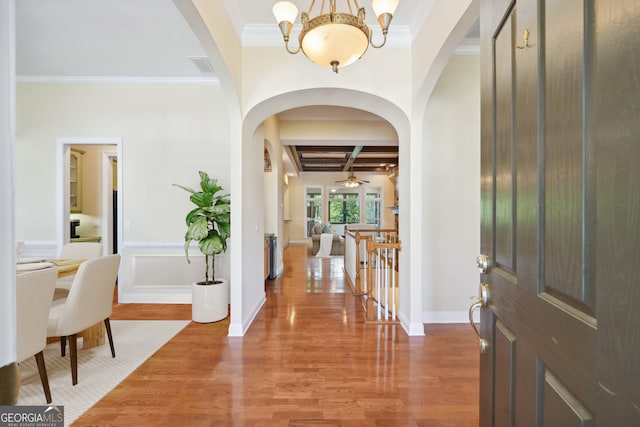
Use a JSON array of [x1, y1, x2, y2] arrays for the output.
[[75, 244, 479, 426]]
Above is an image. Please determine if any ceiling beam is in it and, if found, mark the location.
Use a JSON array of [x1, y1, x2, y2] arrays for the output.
[[295, 145, 355, 153], [285, 146, 303, 173], [343, 145, 364, 172], [353, 157, 398, 164], [359, 146, 399, 153]]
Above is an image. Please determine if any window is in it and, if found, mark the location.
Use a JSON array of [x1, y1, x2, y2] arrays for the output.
[[328, 189, 360, 224], [365, 187, 383, 227], [305, 187, 323, 237]]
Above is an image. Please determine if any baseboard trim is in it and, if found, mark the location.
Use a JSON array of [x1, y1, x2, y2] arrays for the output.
[[398, 312, 425, 336], [228, 293, 266, 337]]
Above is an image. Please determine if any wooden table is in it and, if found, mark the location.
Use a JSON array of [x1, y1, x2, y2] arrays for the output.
[[50, 258, 84, 278], [48, 259, 106, 350]]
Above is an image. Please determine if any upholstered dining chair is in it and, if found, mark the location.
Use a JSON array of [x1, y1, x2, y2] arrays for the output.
[[59, 242, 103, 260], [47, 254, 120, 385], [54, 242, 103, 300], [16, 267, 57, 403]]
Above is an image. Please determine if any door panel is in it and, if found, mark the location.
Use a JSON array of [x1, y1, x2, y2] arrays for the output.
[[544, 0, 591, 310], [494, 12, 516, 273], [479, 0, 640, 425], [542, 368, 593, 427], [494, 321, 516, 427]]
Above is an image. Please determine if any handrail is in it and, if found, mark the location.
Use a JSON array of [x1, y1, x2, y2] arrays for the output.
[[344, 228, 397, 295]]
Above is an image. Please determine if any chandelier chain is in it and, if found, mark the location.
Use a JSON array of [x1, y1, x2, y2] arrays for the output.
[[309, 0, 317, 15]]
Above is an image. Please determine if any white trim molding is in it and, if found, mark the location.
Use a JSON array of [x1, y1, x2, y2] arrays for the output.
[[17, 76, 220, 85], [227, 294, 266, 337]]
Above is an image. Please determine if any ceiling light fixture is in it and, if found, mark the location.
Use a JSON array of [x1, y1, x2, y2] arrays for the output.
[[273, 0, 400, 73], [335, 167, 370, 187]]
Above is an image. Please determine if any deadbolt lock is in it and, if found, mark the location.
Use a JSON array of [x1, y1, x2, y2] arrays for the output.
[[476, 254, 493, 274]]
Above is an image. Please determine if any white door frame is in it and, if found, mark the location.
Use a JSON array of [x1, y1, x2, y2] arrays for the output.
[[102, 152, 117, 255], [56, 137, 123, 257]]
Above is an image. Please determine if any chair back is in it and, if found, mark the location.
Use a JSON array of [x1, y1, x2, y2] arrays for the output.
[[54, 254, 120, 335], [59, 242, 103, 260], [16, 268, 57, 362]]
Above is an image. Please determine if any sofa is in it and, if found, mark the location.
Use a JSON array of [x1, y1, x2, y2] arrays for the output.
[[311, 223, 344, 255]]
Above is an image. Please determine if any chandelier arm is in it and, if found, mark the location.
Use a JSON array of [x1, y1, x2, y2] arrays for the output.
[[370, 12, 393, 48], [284, 39, 302, 54], [369, 31, 388, 49]]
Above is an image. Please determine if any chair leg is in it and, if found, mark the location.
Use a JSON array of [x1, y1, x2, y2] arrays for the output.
[[34, 351, 52, 404], [104, 318, 116, 358], [60, 336, 67, 357], [69, 334, 78, 385]]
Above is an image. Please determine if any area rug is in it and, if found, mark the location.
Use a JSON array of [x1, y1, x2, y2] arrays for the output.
[[17, 320, 189, 426]]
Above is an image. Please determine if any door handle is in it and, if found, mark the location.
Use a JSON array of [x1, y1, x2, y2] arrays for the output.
[[469, 301, 489, 353], [479, 282, 490, 307]]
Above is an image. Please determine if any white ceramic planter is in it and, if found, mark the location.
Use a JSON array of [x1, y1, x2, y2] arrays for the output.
[[191, 279, 228, 323]]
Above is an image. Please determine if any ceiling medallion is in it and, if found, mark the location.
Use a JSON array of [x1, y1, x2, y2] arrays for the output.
[[273, 0, 399, 73]]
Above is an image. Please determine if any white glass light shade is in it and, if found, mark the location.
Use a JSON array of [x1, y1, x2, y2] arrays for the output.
[[273, 1, 298, 23], [301, 23, 369, 70], [372, 0, 399, 17]]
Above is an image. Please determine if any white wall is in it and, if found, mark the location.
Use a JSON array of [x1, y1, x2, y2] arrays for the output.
[[15, 82, 231, 303], [421, 55, 481, 323]]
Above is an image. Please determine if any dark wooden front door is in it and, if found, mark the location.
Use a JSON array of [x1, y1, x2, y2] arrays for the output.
[[478, 0, 640, 425]]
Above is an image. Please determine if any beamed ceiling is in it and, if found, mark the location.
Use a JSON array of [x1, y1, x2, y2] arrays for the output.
[[289, 145, 399, 173]]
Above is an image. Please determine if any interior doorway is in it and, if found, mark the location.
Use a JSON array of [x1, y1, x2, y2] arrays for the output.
[[56, 137, 123, 257]]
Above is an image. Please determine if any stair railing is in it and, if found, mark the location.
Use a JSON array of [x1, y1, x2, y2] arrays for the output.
[[364, 233, 401, 322]]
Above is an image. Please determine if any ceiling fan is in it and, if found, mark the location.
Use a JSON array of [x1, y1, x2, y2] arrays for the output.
[[335, 168, 370, 188]]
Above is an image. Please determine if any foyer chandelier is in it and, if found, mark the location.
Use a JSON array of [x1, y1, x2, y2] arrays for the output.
[[272, 0, 400, 73]]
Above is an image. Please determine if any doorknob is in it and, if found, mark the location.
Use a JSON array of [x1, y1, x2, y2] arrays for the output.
[[469, 301, 489, 353], [476, 254, 493, 274]]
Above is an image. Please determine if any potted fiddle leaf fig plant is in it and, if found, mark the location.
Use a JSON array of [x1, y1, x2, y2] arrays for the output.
[[174, 171, 230, 323]]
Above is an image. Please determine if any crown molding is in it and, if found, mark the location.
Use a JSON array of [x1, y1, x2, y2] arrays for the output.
[[16, 75, 220, 85], [454, 38, 480, 55], [454, 45, 480, 55], [242, 24, 412, 49]]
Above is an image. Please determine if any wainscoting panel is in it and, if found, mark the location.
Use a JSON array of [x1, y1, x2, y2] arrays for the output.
[[131, 255, 203, 288], [118, 242, 230, 304]]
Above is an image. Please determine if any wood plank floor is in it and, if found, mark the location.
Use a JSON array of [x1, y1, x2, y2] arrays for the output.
[[75, 244, 479, 426]]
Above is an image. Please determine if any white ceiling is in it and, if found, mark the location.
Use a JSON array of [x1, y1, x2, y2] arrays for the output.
[[15, 0, 477, 171], [14, 0, 473, 79]]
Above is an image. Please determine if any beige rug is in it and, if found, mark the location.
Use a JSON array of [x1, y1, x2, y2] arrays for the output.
[[17, 320, 189, 426]]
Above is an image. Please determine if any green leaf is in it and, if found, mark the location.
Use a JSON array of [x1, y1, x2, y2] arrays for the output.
[[190, 192, 213, 208], [199, 232, 224, 255], [199, 171, 222, 194], [186, 217, 208, 241], [185, 207, 204, 226], [184, 239, 192, 263]]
